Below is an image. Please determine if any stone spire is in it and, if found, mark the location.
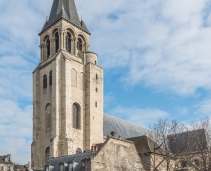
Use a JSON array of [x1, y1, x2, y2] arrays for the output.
[[40, 0, 89, 34]]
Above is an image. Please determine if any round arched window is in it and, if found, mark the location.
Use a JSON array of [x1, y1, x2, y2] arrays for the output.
[[45, 147, 50, 163]]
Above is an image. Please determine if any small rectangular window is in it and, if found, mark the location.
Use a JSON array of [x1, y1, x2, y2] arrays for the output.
[[95, 102, 97, 107]]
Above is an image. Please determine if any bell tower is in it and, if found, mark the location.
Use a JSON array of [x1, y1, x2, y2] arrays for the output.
[[31, 0, 104, 170]]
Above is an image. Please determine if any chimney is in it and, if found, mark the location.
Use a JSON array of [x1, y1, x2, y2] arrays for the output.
[[111, 131, 116, 137], [91, 146, 94, 151], [95, 146, 99, 152], [4, 154, 12, 162], [8, 154, 12, 162]]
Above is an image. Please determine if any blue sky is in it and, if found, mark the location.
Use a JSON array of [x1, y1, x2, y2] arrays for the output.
[[1, 0, 211, 164]]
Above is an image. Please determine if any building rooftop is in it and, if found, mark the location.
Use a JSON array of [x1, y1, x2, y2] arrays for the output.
[[103, 114, 152, 139], [40, 0, 89, 34]]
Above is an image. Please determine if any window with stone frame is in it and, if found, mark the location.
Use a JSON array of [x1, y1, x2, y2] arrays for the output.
[[43, 74, 47, 89], [45, 104, 52, 129], [73, 103, 80, 129], [77, 38, 82, 51], [46, 39, 50, 58], [45, 147, 50, 163], [66, 33, 71, 53], [49, 71, 52, 86]]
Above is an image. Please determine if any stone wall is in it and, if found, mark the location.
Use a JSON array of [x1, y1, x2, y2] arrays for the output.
[[90, 138, 144, 171]]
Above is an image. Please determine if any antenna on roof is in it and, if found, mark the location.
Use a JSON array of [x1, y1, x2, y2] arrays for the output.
[[46, 16, 48, 22], [81, 15, 83, 21]]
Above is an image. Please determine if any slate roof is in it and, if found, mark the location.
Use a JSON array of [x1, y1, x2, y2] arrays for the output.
[[40, 0, 89, 34], [103, 114, 152, 139], [46, 152, 96, 171], [168, 129, 208, 154]]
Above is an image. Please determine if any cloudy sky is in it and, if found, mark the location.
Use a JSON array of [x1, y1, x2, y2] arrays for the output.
[[1, 0, 211, 164]]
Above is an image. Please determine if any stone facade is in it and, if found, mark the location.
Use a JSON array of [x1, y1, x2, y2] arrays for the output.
[[32, 9, 103, 171], [90, 138, 144, 171]]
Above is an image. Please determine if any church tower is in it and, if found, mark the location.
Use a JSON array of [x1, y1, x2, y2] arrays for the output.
[[31, 0, 103, 170]]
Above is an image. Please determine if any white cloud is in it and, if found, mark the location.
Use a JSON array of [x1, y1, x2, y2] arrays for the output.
[[108, 106, 169, 127], [196, 96, 211, 116], [0, 99, 32, 164], [76, 0, 211, 96]]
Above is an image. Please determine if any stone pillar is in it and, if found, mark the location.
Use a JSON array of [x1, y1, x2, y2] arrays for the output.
[[82, 43, 85, 52], [87, 43, 90, 52], [60, 30, 65, 50], [44, 45, 47, 60], [74, 38, 78, 56], [50, 39, 55, 56], [40, 44, 44, 62], [64, 32, 66, 51]]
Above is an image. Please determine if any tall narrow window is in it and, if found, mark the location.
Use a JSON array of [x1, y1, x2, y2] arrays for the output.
[[66, 33, 71, 53], [96, 74, 98, 80], [73, 103, 80, 129], [55, 32, 59, 52], [46, 39, 50, 58], [45, 147, 50, 163], [43, 74, 47, 89], [49, 71, 52, 86], [77, 38, 82, 51]]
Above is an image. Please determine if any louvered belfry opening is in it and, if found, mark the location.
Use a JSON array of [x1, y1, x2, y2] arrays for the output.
[[45, 104, 52, 129], [66, 33, 71, 53], [55, 32, 59, 52]]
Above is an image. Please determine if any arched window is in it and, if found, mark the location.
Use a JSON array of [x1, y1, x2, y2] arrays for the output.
[[46, 39, 50, 58], [55, 32, 59, 52], [45, 147, 50, 163], [43, 75, 47, 89], [49, 71, 52, 86], [77, 38, 82, 51], [45, 104, 52, 129], [73, 103, 80, 129], [66, 33, 71, 53]]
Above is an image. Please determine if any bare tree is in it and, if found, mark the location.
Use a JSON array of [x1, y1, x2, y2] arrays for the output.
[[185, 117, 211, 171], [149, 119, 189, 171]]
